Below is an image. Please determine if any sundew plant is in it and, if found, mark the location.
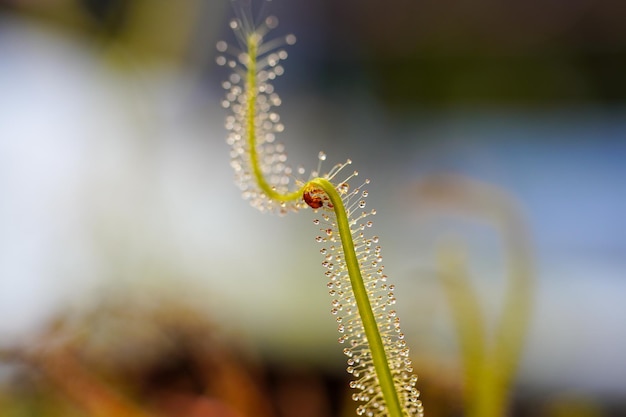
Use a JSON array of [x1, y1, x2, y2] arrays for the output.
[[216, 3, 423, 417]]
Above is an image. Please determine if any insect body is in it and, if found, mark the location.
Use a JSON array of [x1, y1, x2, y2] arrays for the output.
[[303, 185, 334, 210]]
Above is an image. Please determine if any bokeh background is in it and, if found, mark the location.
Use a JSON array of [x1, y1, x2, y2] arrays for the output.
[[1, 0, 625, 416]]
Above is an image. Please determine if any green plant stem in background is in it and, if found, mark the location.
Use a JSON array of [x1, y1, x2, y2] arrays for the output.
[[438, 242, 526, 417], [422, 176, 533, 417]]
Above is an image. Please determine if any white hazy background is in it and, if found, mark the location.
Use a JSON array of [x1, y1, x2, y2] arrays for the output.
[[1, 0, 625, 406]]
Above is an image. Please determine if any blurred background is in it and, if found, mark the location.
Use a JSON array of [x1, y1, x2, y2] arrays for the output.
[[0, 0, 625, 416]]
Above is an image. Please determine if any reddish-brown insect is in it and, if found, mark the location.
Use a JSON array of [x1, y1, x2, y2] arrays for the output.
[[303, 186, 333, 210], [303, 189, 323, 209]]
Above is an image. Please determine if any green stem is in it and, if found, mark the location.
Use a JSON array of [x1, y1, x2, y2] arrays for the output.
[[311, 178, 404, 417], [246, 34, 302, 203]]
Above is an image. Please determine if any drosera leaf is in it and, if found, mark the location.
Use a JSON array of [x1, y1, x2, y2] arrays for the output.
[[218, 3, 423, 416]]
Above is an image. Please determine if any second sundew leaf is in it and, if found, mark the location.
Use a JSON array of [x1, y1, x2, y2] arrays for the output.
[[217, 4, 423, 416]]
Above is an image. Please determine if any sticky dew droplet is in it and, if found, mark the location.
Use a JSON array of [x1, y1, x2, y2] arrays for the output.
[[216, 41, 228, 52], [265, 15, 279, 29]]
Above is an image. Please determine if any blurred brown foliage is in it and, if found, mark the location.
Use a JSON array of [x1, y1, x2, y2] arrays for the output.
[[0, 297, 337, 417]]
